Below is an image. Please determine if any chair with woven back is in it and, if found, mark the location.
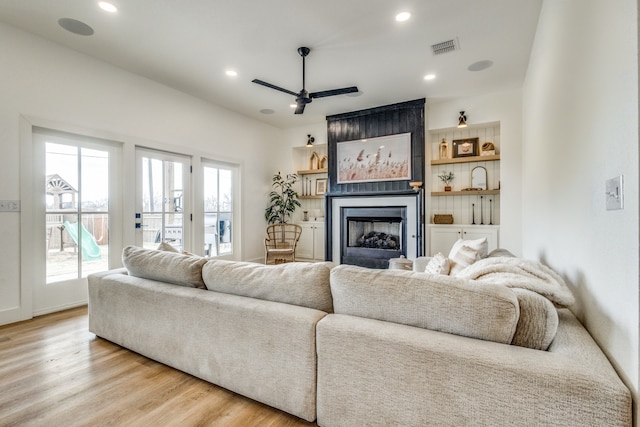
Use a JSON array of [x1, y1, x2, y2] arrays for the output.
[[264, 223, 303, 265]]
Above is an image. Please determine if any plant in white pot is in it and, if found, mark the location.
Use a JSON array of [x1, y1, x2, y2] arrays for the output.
[[438, 171, 455, 191], [265, 172, 302, 224]]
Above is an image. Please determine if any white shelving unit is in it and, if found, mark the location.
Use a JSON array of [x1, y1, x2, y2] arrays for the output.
[[292, 145, 327, 259], [428, 122, 501, 255]]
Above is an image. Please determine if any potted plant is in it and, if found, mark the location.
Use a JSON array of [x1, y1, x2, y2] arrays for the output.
[[265, 172, 302, 224], [438, 171, 455, 191]]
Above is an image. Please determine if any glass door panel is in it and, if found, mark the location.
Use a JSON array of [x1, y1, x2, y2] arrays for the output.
[[137, 149, 190, 251], [203, 163, 236, 257], [45, 143, 110, 283]]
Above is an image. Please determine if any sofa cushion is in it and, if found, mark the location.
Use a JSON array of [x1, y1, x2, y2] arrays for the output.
[[511, 288, 559, 350], [330, 264, 519, 344], [202, 260, 334, 312], [122, 246, 207, 289]]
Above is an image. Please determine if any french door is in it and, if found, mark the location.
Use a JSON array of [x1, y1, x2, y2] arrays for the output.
[[33, 128, 121, 315], [135, 149, 191, 251]]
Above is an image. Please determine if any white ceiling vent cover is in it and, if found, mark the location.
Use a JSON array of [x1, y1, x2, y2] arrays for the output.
[[431, 39, 458, 55]]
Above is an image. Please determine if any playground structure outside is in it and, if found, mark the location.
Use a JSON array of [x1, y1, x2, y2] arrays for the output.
[[45, 213, 232, 283], [46, 213, 108, 283]]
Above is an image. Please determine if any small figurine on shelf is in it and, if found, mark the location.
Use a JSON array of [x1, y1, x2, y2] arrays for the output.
[[438, 171, 455, 191], [439, 138, 449, 159]]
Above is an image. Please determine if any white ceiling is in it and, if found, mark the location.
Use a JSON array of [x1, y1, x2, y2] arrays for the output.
[[0, 0, 542, 129]]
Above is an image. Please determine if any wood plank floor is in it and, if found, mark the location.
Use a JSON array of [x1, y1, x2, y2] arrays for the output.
[[0, 307, 317, 427]]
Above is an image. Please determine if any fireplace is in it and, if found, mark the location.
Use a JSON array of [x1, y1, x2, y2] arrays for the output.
[[327, 192, 422, 269], [341, 207, 406, 269]]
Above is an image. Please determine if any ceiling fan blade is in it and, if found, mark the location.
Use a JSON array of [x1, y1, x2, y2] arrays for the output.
[[252, 79, 299, 97], [294, 103, 306, 114], [310, 86, 359, 98]]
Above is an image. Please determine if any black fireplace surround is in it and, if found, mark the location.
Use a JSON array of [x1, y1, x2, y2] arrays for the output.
[[324, 98, 425, 268]]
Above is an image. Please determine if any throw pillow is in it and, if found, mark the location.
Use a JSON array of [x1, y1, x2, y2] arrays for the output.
[[449, 245, 479, 275], [424, 252, 451, 275], [122, 245, 207, 289], [449, 237, 488, 260], [157, 241, 180, 253]]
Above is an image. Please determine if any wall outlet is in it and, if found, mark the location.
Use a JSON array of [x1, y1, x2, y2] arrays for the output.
[[605, 176, 624, 210], [0, 200, 20, 212]]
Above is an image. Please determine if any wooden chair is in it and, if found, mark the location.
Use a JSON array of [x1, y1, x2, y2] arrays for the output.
[[264, 223, 302, 265]]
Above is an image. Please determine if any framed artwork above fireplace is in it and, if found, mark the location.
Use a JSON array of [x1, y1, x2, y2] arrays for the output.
[[336, 133, 412, 184]]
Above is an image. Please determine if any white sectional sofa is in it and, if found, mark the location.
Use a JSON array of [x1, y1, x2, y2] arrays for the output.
[[87, 246, 632, 426]]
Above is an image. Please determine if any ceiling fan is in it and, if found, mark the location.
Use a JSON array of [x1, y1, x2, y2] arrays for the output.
[[252, 47, 359, 114]]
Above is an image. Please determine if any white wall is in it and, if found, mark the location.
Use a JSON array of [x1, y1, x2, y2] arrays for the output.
[[0, 23, 281, 324], [522, 0, 639, 416], [427, 90, 523, 255]]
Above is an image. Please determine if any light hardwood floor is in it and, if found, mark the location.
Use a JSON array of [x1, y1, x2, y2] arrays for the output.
[[0, 307, 316, 427]]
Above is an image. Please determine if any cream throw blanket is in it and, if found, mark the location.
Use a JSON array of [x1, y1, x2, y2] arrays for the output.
[[456, 257, 575, 307]]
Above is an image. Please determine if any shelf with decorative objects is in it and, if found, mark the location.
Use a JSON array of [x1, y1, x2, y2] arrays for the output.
[[297, 168, 328, 175], [428, 121, 501, 231], [431, 154, 500, 166], [292, 144, 327, 224], [431, 189, 500, 197]]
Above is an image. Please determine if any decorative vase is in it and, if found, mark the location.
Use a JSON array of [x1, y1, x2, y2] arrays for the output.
[[444, 185, 452, 192]]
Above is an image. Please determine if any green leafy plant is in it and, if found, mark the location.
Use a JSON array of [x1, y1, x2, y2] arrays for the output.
[[438, 171, 455, 185], [265, 172, 302, 224]]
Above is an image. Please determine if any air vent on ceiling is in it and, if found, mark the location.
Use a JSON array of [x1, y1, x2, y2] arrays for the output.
[[431, 39, 458, 55]]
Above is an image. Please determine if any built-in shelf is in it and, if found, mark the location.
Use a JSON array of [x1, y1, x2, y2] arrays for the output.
[[431, 189, 500, 197], [431, 154, 500, 165], [297, 168, 328, 175]]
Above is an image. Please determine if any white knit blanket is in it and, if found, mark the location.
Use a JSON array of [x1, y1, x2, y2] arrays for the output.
[[456, 257, 575, 307]]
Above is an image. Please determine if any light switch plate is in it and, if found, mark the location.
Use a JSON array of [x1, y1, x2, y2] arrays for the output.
[[605, 176, 624, 210]]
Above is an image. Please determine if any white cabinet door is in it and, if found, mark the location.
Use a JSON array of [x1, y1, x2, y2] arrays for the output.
[[297, 223, 314, 259], [429, 225, 499, 256], [429, 226, 462, 256], [313, 223, 325, 260], [297, 222, 325, 260]]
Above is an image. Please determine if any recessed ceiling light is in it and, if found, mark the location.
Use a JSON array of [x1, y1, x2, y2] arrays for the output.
[[225, 70, 238, 77], [395, 12, 411, 22], [260, 109, 275, 115], [98, 2, 118, 13], [424, 74, 436, 80], [58, 18, 94, 36]]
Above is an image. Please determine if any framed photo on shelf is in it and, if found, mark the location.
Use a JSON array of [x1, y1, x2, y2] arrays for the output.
[[315, 178, 328, 195], [452, 137, 479, 158]]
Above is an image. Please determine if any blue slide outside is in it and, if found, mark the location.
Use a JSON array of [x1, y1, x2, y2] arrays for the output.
[[63, 221, 102, 261]]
